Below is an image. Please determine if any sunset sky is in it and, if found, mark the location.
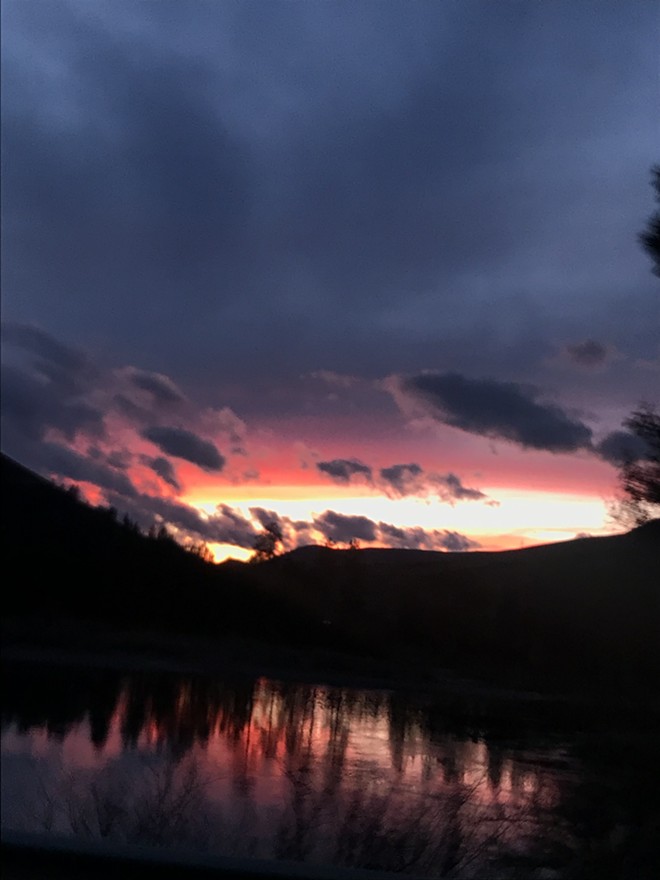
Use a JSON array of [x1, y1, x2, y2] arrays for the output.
[[2, 0, 658, 560]]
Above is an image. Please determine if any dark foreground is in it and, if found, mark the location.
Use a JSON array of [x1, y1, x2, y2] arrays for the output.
[[3, 832, 428, 880], [3, 641, 660, 880]]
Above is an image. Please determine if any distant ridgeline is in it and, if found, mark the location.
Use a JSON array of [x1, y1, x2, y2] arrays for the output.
[[2, 453, 659, 687]]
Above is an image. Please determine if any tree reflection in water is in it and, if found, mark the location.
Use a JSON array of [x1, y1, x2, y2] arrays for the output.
[[3, 662, 656, 877]]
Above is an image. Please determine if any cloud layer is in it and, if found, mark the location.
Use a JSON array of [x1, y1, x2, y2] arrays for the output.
[[1, 323, 493, 554], [2, 0, 657, 397]]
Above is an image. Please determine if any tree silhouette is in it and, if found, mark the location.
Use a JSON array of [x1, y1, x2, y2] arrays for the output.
[[613, 405, 660, 526], [251, 521, 283, 562], [639, 165, 660, 278]]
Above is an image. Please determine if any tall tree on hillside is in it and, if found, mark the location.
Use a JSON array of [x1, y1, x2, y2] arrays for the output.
[[612, 405, 660, 526], [639, 165, 660, 278], [611, 169, 660, 526]]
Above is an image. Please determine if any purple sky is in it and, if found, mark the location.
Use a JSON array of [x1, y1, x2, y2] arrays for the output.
[[2, 1, 658, 557]]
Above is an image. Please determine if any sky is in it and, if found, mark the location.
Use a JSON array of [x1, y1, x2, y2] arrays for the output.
[[1, 0, 659, 560]]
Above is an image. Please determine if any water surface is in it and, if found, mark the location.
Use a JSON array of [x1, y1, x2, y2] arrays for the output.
[[1, 659, 646, 877]]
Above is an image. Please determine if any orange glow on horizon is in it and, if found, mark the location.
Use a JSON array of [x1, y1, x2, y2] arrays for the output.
[[185, 485, 612, 562], [64, 409, 621, 563], [207, 543, 253, 563]]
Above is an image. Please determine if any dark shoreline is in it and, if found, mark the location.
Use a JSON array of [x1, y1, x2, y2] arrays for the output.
[[4, 616, 658, 727]]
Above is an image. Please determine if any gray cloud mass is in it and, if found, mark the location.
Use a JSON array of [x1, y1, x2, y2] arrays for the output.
[[565, 340, 611, 368], [595, 430, 652, 466], [437, 473, 486, 502], [400, 372, 594, 454], [141, 426, 225, 472], [2, 323, 90, 375], [38, 443, 138, 499], [142, 455, 182, 492], [379, 462, 487, 503], [1, 1, 656, 391], [379, 463, 423, 494], [317, 459, 373, 484], [129, 370, 186, 406], [312, 511, 378, 545], [1, 362, 105, 447]]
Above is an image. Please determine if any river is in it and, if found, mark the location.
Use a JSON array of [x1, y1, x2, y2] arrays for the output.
[[1, 658, 656, 878]]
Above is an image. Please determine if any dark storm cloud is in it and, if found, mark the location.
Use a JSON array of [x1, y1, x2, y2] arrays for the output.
[[561, 339, 622, 371], [3, 1, 657, 390], [153, 498, 256, 547], [437, 531, 480, 552], [313, 514, 478, 551], [313, 511, 378, 545], [376, 522, 479, 551], [289, 520, 316, 547], [88, 446, 133, 471], [125, 495, 206, 539], [211, 504, 258, 547], [2, 323, 89, 374], [249, 508, 282, 529], [1, 324, 106, 458], [2, 322, 99, 399], [106, 450, 132, 470], [39, 443, 138, 499], [113, 394, 152, 423], [317, 459, 373, 484], [249, 508, 321, 551], [141, 455, 181, 492], [251, 506, 481, 552], [379, 462, 487, 503], [1, 363, 104, 444], [595, 431, 651, 466], [399, 372, 593, 453], [141, 426, 225, 472], [379, 463, 423, 494], [376, 522, 425, 549], [565, 340, 609, 367], [104, 492, 258, 548], [2, 1, 254, 355], [129, 370, 186, 406], [437, 473, 486, 502]]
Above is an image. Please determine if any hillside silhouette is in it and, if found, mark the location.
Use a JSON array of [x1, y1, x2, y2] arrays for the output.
[[3, 453, 658, 689], [1, 453, 316, 645]]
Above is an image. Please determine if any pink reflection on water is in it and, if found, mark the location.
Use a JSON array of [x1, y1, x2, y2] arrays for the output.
[[2, 674, 573, 873]]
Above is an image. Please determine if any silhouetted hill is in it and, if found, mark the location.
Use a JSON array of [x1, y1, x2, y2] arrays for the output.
[[3, 453, 659, 687], [239, 521, 660, 685], [0, 454, 314, 643]]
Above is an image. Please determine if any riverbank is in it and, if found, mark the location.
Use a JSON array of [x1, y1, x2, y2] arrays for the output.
[[4, 616, 658, 726]]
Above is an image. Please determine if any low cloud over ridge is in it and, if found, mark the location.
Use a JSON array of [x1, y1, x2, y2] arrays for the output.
[[312, 511, 479, 552]]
